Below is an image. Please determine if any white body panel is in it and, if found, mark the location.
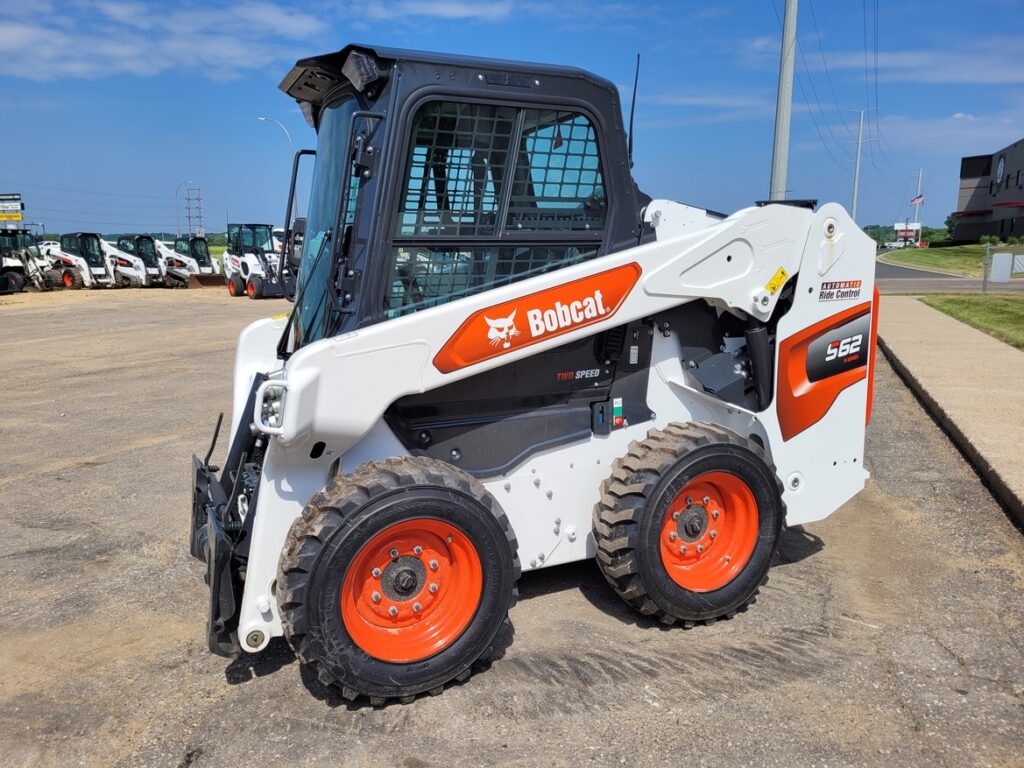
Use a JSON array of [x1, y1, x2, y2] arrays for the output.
[[53, 248, 115, 288], [223, 201, 876, 651], [156, 240, 221, 276], [222, 249, 267, 283], [101, 241, 162, 287]]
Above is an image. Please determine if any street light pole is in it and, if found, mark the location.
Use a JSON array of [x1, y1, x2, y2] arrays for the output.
[[175, 180, 192, 237], [257, 116, 298, 224]]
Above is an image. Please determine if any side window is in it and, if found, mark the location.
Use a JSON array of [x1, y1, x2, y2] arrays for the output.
[[396, 101, 516, 237], [386, 101, 607, 318], [227, 225, 240, 251], [506, 110, 606, 232], [61, 235, 74, 253], [175, 240, 188, 255]]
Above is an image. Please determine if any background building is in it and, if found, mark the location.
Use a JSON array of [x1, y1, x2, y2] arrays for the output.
[[953, 138, 1024, 242]]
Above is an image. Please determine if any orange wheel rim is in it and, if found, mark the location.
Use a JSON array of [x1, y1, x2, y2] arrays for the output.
[[246, 281, 254, 297], [228, 280, 236, 295], [63, 272, 73, 288], [341, 519, 483, 663], [659, 471, 759, 592]]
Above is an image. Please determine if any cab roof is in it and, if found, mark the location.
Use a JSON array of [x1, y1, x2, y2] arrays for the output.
[[279, 43, 617, 112]]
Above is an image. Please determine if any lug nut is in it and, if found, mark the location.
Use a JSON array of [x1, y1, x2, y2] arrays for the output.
[[371, 591, 381, 603], [712, 510, 720, 520], [672, 511, 680, 520], [697, 544, 705, 553], [429, 583, 439, 594], [702, 496, 710, 505], [429, 559, 438, 571], [372, 567, 382, 578], [413, 602, 422, 612], [686, 497, 693, 505], [413, 545, 423, 555], [388, 606, 398, 617], [669, 531, 678, 541], [710, 530, 718, 539], [389, 548, 399, 558], [679, 545, 687, 554]]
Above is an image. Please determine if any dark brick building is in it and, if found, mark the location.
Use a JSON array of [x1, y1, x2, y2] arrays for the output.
[[953, 138, 1024, 242]]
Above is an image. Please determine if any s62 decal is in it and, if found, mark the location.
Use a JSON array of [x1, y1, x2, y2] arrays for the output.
[[807, 313, 871, 383]]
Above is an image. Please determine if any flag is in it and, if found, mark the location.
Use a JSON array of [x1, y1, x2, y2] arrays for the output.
[[910, 194, 924, 205]]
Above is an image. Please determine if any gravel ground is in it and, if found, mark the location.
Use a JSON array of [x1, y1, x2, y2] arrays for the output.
[[1, 288, 1022, 768]]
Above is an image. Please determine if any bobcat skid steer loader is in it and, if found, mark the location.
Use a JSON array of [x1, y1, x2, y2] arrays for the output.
[[157, 236, 221, 287], [103, 235, 177, 287], [54, 232, 116, 289], [189, 45, 879, 705], [0, 229, 58, 292], [222, 223, 285, 299]]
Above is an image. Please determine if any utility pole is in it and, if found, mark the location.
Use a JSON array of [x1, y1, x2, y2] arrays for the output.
[[185, 187, 204, 236], [851, 109, 865, 222], [769, 0, 798, 200]]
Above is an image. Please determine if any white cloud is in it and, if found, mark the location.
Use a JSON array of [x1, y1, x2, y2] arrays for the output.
[[876, 108, 1023, 156], [364, 0, 514, 21], [808, 37, 1024, 85], [0, 1, 321, 81]]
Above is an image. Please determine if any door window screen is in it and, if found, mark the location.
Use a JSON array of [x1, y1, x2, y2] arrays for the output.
[[395, 102, 516, 237], [506, 110, 605, 231]]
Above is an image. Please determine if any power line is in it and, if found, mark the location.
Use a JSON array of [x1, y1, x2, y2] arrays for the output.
[[806, 0, 855, 138]]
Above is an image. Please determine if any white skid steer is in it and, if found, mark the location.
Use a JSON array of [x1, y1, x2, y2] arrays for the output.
[[189, 45, 879, 705]]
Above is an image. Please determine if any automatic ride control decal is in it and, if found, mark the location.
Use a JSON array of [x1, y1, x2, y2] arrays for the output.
[[433, 263, 642, 374]]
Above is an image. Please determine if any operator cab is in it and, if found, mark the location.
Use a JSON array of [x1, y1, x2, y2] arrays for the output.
[[228, 224, 274, 256], [174, 235, 213, 268], [61, 233, 105, 267], [277, 44, 645, 355], [117, 235, 160, 268]]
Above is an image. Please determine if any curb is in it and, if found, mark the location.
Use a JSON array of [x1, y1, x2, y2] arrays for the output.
[[878, 335, 1024, 530]]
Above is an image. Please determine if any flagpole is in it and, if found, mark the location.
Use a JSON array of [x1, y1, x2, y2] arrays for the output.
[[913, 168, 923, 225]]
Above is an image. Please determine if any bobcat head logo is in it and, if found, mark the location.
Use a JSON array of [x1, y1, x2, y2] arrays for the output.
[[484, 309, 521, 349]]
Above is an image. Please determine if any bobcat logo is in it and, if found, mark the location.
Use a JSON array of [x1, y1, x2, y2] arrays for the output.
[[484, 309, 521, 349]]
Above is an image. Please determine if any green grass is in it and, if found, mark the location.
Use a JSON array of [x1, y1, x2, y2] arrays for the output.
[[920, 293, 1024, 350], [209, 245, 226, 257], [882, 244, 989, 277]]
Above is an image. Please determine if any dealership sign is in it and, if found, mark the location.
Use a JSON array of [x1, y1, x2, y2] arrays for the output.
[[0, 193, 24, 221]]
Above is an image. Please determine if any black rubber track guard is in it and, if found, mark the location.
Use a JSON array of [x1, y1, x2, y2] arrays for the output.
[[277, 456, 520, 705], [593, 422, 786, 626]]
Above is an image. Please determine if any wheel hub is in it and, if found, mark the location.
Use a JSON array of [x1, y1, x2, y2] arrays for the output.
[[678, 504, 708, 541], [382, 556, 426, 600]]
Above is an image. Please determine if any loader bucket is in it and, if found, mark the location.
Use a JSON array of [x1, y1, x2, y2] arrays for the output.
[[188, 274, 226, 289]]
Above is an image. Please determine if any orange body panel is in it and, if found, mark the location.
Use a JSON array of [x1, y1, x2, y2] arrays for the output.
[[777, 301, 872, 441]]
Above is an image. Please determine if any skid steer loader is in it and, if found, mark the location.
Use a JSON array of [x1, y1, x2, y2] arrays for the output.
[[189, 45, 879, 704], [54, 232, 116, 289], [156, 235, 222, 287], [103, 235, 180, 287], [1, 229, 59, 292], [222, 223, 285, 299]]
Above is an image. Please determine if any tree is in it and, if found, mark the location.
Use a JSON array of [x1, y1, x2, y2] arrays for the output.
[[944, 213, 957, 232]]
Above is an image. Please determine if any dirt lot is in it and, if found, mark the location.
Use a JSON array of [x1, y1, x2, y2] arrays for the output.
[[1, 288, 1022, 768]]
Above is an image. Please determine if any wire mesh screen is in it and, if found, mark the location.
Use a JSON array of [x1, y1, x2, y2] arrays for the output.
[[396, 102, 517, 237], [385, 244, 599, 316], [506, 110, 606, 232]]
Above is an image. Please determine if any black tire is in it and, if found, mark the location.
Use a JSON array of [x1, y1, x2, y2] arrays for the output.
[[277, 456, 520, 705], [62, 269, 83, 290], [593, 422, 784, 626], [247, 275, 263, 299], [0, 270, 25, 294], [227, 274, 245, 297]]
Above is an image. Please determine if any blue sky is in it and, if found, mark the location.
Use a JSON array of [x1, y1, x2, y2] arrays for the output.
[[1, 0, 1022, 233]]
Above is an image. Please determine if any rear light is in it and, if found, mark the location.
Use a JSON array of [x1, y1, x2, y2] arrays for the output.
[[865, 286, 880, 425]]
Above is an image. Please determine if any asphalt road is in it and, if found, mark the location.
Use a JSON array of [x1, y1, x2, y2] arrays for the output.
[[875, 260, 955, 280], [875, 256, 1024, 293], [1, 288, 1022, 768]]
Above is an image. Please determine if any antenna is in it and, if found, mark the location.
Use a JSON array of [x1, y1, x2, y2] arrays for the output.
[[627, 53, 640, 168]]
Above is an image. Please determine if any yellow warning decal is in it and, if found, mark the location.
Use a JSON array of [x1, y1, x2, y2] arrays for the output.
[[272, 312, 290, 320], [765, 267, 789, 295]]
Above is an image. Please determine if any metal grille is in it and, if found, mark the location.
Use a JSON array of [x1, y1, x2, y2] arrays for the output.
[[396, 102, 516, 238], [506, 110, 605, 232], [385, 245, 599, 316]]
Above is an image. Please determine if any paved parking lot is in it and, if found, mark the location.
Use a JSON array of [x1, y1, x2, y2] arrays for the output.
[[1, 289, 1022, 768]]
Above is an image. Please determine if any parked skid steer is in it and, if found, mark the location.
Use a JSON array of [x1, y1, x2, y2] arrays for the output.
[[222, 223, 285, 298], [1, 229, 58, 292], [189, 45, 879, 704], [54, 232, 116, 288], [157, 235, 222, 287]]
